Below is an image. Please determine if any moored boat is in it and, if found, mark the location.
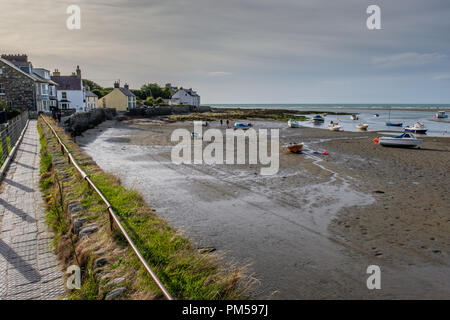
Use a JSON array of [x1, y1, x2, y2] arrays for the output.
[[312, 115, 324, 124], [328, 122, 341, 131], [404, 122, 428, 134], [356, 123, 369, 130], [375, 133, 423, 148], [386, 121, 403, 127], [288, 119, 301, 128], [286, 142, 304, 153], [350, 114, 359, 120], [234, 123, 252, 130], [436, 111, 448, 119]]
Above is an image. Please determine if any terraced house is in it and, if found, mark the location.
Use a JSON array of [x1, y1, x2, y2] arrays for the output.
[[0, 54, 57, 112], [98, 81, 136, 111]]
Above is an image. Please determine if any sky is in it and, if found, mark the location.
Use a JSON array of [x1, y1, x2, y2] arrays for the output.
[[1, 0, 450, 104]]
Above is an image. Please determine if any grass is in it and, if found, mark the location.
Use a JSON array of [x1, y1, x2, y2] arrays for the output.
[[38, 116, 251, 300]]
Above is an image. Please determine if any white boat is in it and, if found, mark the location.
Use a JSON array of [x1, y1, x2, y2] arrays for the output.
[[356, 123, 369, 130], [350, 114, 359, 120], [288, 119, 301, 128], [377, 133, 422, 148], [436, 111, 448, 119], [404, 122, 428, 134], [328, 122, 341, 131]]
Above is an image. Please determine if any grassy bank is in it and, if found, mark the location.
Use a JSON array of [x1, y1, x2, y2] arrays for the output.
[[38, 116, 251, 300]]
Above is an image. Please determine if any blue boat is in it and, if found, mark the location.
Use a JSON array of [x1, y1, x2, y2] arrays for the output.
[[386, 122, 403, 127], [312, 115, 324, 124], [234, 123, 252, 130]]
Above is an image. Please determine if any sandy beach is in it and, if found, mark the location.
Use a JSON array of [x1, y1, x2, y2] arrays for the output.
[[76, 117, 450, 299]]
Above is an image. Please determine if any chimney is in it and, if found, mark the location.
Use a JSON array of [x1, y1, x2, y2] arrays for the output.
[[53, 69, 60, 76], [76, 65, 81, 78], [114, 81, 120, 88], [124, 83, 129, 90]]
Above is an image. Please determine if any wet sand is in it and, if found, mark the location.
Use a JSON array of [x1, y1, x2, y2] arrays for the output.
[[77, 118, 450, 299]]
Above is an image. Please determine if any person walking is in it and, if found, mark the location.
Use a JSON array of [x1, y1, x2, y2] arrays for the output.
[[226, 119, 229, 128], [220, 119, 223, 126], [57, 110, 62, 123]]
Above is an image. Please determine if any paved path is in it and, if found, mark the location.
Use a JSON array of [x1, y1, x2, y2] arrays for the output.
[[0, 120, 65, 300]]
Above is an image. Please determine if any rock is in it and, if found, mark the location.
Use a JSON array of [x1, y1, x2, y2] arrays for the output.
[[373, 190, 385, 194], [199, 247, 216, 254], [110, 277, 126, 286], [73, 218, 88, 234], [68, 201, 82, 214], [105, 287, 126, 300], [95, 257, 108, 268], [78, 224, 98, 238]]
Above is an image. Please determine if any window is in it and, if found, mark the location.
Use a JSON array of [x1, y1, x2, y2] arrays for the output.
[[0, 81, 4, 95], [0, 68, 3, 75], [41, 83, 49, 95], [62, 92, 67, 99]]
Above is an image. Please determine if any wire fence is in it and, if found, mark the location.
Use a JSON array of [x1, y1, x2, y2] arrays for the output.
[[39, 115, 174, 300], [0, 112, 29, 167]]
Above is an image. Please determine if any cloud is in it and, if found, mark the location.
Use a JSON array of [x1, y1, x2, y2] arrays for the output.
[[432, 74, 450, 81], [371, 52, 447, 68], [207, 72, 232, 77]]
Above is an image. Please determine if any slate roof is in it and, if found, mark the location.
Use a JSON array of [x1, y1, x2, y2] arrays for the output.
[[85, 90, 98, 97], [118, 87, 135, 97], [0, 58, 55, 84], [50, 75, 82, 90]]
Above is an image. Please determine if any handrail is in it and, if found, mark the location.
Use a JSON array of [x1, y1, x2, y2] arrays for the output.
[[40, 115, 174, 300]]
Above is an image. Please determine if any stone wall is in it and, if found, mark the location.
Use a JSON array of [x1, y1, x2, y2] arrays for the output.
[[127, 105, 211, 117], [63, 108, 117, 136], [0, 60, 36, 111]]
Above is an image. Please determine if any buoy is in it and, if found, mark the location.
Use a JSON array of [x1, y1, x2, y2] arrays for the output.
[[373, 137, 380, 144], [323, 151, 328, 155]]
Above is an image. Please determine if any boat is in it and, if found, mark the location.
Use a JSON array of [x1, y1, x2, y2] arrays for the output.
[[286, 142, 303, 153], [312, 115, 325, 124], [375, 133, 423, 148], [386, 122, 403, 127], [191, 132, 201, 138], [385, 109, 402, 127], [436, 111, 448, 119], [404, 122, 428, 134], [288, 119, 301, 128], [374, 114, 379, 117], [234, 123, 252, 130], [328, 122, 341, 131], [356, 123, 369, 130], [350, 114, 359, 120]]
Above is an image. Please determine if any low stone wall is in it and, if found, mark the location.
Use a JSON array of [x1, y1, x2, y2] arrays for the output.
[[127, 105, 212, 117], [63, 108, 117, 136]]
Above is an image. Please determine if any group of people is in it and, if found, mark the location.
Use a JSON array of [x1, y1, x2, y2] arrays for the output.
[[219, 119, 231, 128], [51, 108, 62, 123]]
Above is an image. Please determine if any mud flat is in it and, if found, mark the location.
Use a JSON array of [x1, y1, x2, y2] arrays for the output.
[[77, 118, 450, 299]]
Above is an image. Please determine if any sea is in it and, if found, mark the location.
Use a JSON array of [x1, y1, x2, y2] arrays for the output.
[[208, 104, 450, 137]]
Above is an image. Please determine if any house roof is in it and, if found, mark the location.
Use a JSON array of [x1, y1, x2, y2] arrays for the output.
[[85, 90, 98, 97], [0, 58, 57, 85], [174, 88, 200, 98], [51, 75, 82, 90], [118, 87, 135, 97]]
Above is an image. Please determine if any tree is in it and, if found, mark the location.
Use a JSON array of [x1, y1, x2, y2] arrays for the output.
[[82, 79, 103, 91]]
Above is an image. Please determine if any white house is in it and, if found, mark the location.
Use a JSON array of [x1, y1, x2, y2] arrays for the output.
[[32, 68, 58, 112], [85, 89, 98, 110], [51, 66, 85, 112], [171, 88, 200, 107]]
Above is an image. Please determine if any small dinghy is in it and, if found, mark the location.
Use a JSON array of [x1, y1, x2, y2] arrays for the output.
[[234, 123, 252, 130], [191, 132, 201, 138], [375, 133, 422, 148], [288, 119, 301, 128], [356, 123, 369, 130], [436, 111, 448, 119], [350, 114, 359, 120], [286, 142, 304, 153], [328, 121, 341, 131], [404, 122, 428, 134], [374, 113, 379, 117], [386, 121, 403, 127], [312, 115, 325, 124]]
